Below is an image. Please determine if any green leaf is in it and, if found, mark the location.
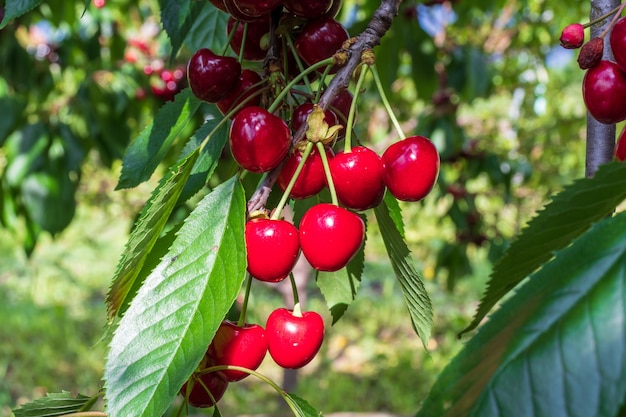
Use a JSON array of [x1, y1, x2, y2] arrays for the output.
[[184, 5, 229, 54], [1, 0, 43, 29], [116, 89, 201, 190], [285, 393, 322, 417], [418, 211, 626, 417], [12, 391, 92, 417], [461, 161, 626, 336], [374, 198, 432, 347], [106, 150, 200, 320], [383, 192, 405, 238], [316, 218, 366, 325], [159, 0, 205, 62], [104, 176, 246, 417], [178, 118, 229, 203]]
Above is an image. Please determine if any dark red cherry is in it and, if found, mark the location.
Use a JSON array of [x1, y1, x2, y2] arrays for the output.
[[187, 48, 241, 102], [330, 146, 385, 211], [245, 218, 300, 282], [324, 0, 343, 17], [224, 0, 281, 21], [217, 69, 263, 118], [329, 88, 354, 139], [210, 320, 268, 382], [291, 102, 339, 133], [208, 0, 228, 12], [616, 125, 626, 161], [295, 17, 349, 73], [266, 307, 325, 369], [299, 203, 365, 272], [610, 17, 626, 72], [283, 0, 333, 19], [381, 136, 440, 202], [230, 106, 292, 173], [582, 60, 626, 124], [180, 372, 228, 408], [227, 16, 270, 61], [277, 147, 334, 199]]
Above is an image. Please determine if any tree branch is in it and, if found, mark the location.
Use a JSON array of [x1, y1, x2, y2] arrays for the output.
[[247, 0, 401, 213], [586, 0, 619, 178]]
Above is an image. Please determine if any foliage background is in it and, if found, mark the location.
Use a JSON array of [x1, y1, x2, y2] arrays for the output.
[[0, 0, 595, 415]]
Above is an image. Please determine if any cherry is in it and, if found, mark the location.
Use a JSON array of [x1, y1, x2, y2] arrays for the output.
[[299, 203, 365, 271], [265, 307, 325, 369], [277, 146, 334, 199], [187, 48, 241, 103], [616, 125, 626, 162], [295, 16, 349, 73], [217, 69, 263, 118], [291, 102, 339, 133], [209, 320, 268, 382], [330, 146, 385, 211], [611, 17, 626, 72], [559, 23, 584, 49], [324, 0, 343, 17], [381, 136, 440, 202], [283, 0, 333, 19], [245, 218, 300, 282], [329, 88, 354, 139], [208, 0, 228, 12], [180, 372, 228, 408], [229, 106, 292, 173], [224, 0, 281, 21], [227, 16, 270, 61], [582, 60, 626, 124]]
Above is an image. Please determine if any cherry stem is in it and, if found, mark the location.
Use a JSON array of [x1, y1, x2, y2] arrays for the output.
[[289, 272, 301, 307], [317, 141, 338, 205], [222, 20, 239, 57], [599, 1, 626, 38], [238, 23, 249, 63], [343, 63, 370, 153], [584, 2, 624, 29], [371, 64, 405, 139], [315, 64, 334, 103], [270, 142, 315, 220], [285, 35, 314, 94], [237, 274, 253, 327], [267, 57, 335, 114]]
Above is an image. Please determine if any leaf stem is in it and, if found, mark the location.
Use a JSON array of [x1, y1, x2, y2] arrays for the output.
[[271, 142, 315, 220], [371, 64, 405, 139], [317, 141, 338, 205], [237, 274, 253, 326], [344, 63, 370, 153]]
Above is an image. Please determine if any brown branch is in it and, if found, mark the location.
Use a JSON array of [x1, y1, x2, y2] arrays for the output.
[[247, 0, 401, 213]]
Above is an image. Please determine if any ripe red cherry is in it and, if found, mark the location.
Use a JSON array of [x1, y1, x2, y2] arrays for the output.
[[227, 16, 270, 61], [330, 146, 385, 211], [291, 102, 339, 133], [180, 372, 228, 408], [610, 17, 626, 72], [329, 88, 354, 139], [245, 218, 300, 282], [295, 17, 349, 73], [217, 70, 263, 118], [559, 23, 584, 49], [277, 147, 334, 199], [616, 125, 626, 161], [381, 136, 440, 202], [324, 0, 343, 17], [266, 307, 325, 369], [210, 320, 268, 382], [283, 0, 333, 19], [230, 106, 292, 173], [299, 203, 364, 271], [582, 60, 626, 124], [187, 48, 241, 103]]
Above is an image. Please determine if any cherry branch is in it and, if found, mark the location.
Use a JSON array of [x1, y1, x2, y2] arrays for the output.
[[247, 0, 402, 213]]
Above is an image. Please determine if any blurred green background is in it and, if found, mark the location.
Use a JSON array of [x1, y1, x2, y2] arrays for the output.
[[0, 0, 597, 415]]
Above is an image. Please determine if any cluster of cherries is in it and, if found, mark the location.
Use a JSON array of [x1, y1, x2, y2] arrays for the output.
[[560, 10, 626, 160], [180, 0, 440, 409]]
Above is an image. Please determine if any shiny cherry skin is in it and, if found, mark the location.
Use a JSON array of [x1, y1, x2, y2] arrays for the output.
[[291, 102, 339, 133], [227, 16, 270, 61], [381, 136, 440, 202], [180, 372, 228, 408], [245, 218, 300, 282], [224, 0, 281, 21], [209, 320, 268, 382], [582, 60, 626, 124], [295, 17, 349, 73], [330, 146, 385, 211], [299, 203, 365, 272], [277, 147, 334, 199], [217, 69, 263, 118], [610, 17, 626, 72], [283, 0, 333, 18], [188, 48, 241, 103], [266, 307, 325, 369], [230, 106, 291, 173]]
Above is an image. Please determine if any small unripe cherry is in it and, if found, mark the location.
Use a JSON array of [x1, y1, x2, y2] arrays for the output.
[[560, 23, 584, 49]]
